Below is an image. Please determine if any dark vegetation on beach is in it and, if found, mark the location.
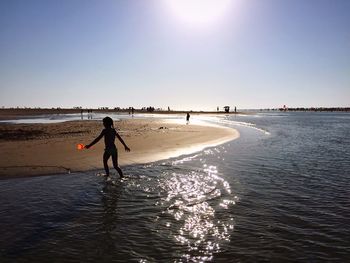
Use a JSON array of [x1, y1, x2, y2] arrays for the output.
[[0, 123, 91, 141], [0, 129, 46, 140]]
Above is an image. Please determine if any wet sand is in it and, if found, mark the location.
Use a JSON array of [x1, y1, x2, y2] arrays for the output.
[[0, 118, 239, 177]]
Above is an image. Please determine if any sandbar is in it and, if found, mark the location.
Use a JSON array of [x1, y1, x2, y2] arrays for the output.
[[0, 118, 239, 177]]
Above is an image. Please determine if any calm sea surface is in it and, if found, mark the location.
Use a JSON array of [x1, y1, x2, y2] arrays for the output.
[[1, 112, 349, 262]]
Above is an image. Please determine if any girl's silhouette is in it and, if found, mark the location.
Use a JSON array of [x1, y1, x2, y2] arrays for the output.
[[85, 117, 130, 178]]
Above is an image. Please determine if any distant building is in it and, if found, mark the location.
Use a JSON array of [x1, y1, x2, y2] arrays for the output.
[[224, 106, 230, 113]]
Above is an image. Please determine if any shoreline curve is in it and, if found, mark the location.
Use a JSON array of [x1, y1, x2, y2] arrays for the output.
[[0, 118, 239, 178]]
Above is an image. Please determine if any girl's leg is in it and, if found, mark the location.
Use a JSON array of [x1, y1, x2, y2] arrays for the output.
[[103, 151, 111, 176], [111, 152, 124, 178]]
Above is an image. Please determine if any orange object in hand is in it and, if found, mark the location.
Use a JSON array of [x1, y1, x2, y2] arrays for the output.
[[77, 144, 85, 150]]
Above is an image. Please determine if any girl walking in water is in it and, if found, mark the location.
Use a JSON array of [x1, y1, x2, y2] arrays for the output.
[[85, 117, 130, 179]]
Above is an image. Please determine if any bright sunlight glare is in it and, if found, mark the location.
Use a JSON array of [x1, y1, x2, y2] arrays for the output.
[[164, 0, 233, 28]]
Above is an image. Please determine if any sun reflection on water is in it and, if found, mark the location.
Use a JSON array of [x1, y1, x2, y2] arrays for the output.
[[155, 152, 236, 262]]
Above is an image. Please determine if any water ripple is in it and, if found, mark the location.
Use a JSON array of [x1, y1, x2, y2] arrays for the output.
[[154, 162, 236, 262]]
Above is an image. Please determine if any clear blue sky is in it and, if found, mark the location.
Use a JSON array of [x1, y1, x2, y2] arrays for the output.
[[1, 0, 349, 110]]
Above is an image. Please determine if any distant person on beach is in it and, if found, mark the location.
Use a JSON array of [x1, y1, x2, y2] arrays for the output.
[[85, 117, 130, 179], [186, 112, 190, 124]]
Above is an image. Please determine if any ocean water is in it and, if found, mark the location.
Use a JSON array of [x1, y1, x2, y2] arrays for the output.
[[0, 112, 191, 124], [0, 112, 127, 124], [0, 112, 349, 262]]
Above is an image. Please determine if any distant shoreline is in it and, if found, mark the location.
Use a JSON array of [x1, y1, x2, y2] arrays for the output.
[[0, 108, 244, 121], [260, 107, 350, 112], [0, 107, 348, 121]]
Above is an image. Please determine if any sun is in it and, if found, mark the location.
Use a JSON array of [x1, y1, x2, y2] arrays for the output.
[[164, 0, 232, 28]]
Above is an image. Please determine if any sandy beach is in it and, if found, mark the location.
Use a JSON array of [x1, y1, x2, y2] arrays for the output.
[[0, 117, 239, 177]]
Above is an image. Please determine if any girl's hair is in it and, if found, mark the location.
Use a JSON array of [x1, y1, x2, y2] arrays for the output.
[[103, 117, 114, 128]]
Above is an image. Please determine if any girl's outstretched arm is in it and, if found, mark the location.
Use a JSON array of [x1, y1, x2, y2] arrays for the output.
[[116, 132, 130, 152], [85, 130, 104, 149]]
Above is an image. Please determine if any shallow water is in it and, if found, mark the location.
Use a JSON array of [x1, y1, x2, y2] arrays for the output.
[[1, 112, 349, 262], [0, 112, 186, 124], [0, 112, 125, 124]]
